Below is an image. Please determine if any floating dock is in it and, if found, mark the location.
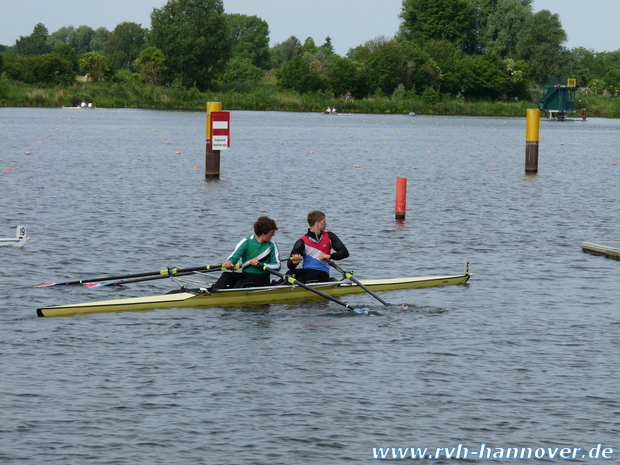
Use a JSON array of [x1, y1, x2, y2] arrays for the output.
[[580, 242, 620, 260]]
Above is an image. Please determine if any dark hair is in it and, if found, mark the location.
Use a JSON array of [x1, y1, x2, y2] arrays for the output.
[[254, 216, 278, 236], [307, 210, 325, 226]]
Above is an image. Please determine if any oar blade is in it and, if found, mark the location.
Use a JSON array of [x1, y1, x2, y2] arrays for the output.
[[34, 282, 68, 288]]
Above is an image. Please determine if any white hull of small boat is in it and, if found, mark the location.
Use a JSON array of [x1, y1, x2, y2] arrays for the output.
[[0, 225, 30, 248]]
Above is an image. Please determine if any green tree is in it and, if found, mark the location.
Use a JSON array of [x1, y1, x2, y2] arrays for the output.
[[425, 40, 472, 95], [350, 37, 434, 95], [325, 54, 361, 97], [320, 37, 335, 55], [301, 37, 318, 55], [91, 27, 110, 53], [515, 9, 571, 84], [4, 52, 74, 84], [54, 43, 79, 71], [226, 14, 270, 69], [79, 52, 111, 82], [482, 0, 532, 58], [47, 26, 75, 49], [270, 36, 301, 68], [149, 0, 231, 88], [134, 46, 166, 84], [220, 57, 264, 83], [398, 0, 478, 54], [70, 25, 96, 55], [603, 69, 620, 96], [15, 23, 51, 55], [465, 53, 509, 99], [276, 55, 326, 93], [104, 22, 147, 70]]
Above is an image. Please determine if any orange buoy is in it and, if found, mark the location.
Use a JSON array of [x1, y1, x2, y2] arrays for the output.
[[38, 142, 43, 144], [6, 167, 13, 171], [165, 142, 170, 145], [24, 152, 30, 155], [612, 163, 617, 166], [355, 165, 361, 168], [193, 166, 200, 169], [395, 177, 407, 220], [176, 151, 181, 154], [492, 164, 498, 167], [309, 151, 315, 154]]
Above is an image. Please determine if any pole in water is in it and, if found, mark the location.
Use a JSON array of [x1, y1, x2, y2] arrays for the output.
[[206, 102, 222, 179], [525, 109, 540, 174], [395, 177, 407, 220]]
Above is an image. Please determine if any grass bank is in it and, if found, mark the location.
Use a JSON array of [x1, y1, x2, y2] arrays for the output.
[[1, 79, 619, 118]]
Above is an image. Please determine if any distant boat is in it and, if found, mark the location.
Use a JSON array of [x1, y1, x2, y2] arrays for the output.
[[0, 225, 30, 248], [62, 104, 97, 110]]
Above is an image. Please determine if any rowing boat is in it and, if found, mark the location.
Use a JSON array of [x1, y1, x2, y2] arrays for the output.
[[580, 241, 620, 260], [0, 225, 30, 248], [37, 273, 472, 317]]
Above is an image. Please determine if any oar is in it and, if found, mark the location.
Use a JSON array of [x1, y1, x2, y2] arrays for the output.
[[257, 265, 369, 315], [83, 270, 202, 288], [34, 264, 231, 288], [328, 260, 390, 306]]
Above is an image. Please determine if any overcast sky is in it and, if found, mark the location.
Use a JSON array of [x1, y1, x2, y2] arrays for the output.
[[1, 0, 619, 55]]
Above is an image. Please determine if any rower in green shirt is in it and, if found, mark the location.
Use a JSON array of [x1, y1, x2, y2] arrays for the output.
[[210, 216, 280, 290]]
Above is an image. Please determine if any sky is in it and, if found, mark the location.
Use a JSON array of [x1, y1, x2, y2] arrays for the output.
[[1, 0, 619, 55]]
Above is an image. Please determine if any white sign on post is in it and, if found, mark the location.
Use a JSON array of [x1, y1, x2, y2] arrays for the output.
[[210, 112, 230, 150], [212, 136, 228, 150]]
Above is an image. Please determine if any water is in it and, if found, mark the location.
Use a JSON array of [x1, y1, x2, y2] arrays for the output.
[[1, 108, 619, 464]]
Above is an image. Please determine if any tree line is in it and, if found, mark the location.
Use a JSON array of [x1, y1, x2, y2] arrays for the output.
[[2, 0, 620, 103]]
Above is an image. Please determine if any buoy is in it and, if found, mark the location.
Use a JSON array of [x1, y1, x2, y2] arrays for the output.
[[427, 151, 432, 154], [492, 164, 498, 167], [176, 151, 181, 154], [165, 142, 170, 145], [193, 166, 200, 169], [355, 165, 361, 168], [395, 177, 407, 220], [38, 142, 42, 144], [24, 152, 30, 155], [309, 151, 314, 154], [612, 163, 617, 166], [6, 167, 13, 171]]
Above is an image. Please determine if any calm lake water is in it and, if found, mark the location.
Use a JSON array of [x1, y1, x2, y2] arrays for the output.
[[1, 107, 619, 464]]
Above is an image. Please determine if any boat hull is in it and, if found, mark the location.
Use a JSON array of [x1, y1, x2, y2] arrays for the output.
[[580, 241, 620, 260], [37, 274, 471, 317], [0, 238, 30, 247]]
